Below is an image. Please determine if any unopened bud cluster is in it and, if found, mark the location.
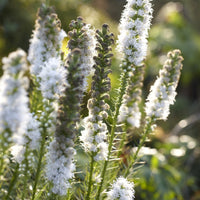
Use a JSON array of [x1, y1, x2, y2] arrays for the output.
[[80, 24, 114, 161], [68, 17, 97, 91]]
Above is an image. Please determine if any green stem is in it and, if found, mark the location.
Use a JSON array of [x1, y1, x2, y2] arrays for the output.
[[96, 71, 129, 200], [86, 153, 95, 200], [4, 163, 19, 200], [22, 146, 29, 200], [49, 192, 57, 200], [124, 119, 153, 177], [66, 188, 72, 200], [117, 126, 127, 158], [31, 129, 46, 200], [0, 149, 5, 176], [0, 130, 12, 176]]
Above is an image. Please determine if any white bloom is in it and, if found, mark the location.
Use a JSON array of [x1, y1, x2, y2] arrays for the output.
[[28, 4, 66, 76], [117, 0, 153, 67], [44, 21, 96, 193], [0, 49, 29, 163], [25, 113, 41, 150], [81, 24, 96, 71], [80, 116, 108, 161], [118, 69, 143, 128], [107, 177, 135, 200], [94, 142, 108, 161], [0, 76, 29, 136], [46, 139, 76, 195], [145, 77, 174, 120], [39, 57, 68, 99], [10, 145, 25, 163], [28, 5, 68, 102], [127, 103, 141, 128], [117, 0, 153, 128], [118, 104, 129, 123], [74, 24, 97, 91], [145, 50, 183, 120], [2, 49, 27, 75]]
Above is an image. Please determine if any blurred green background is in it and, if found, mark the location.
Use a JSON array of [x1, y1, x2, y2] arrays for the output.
[[0, 0, 200, 199]]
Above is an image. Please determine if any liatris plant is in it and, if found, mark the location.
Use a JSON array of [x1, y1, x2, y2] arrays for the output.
[[0, 1, 183, 200]]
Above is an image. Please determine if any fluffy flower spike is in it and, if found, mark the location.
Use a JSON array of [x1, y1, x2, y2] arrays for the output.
[[67, 16, 97, 91], [117, 0, 153, 127], [46, 49, 82, 196], [0, 49, 29, 163], [145, 49, 183, 121], [46, 16, 97, 194], [28, 4, 67, 100], [118, 0, 153, 68], [80, 24, 114, 161], [28, 3, 66, 76]]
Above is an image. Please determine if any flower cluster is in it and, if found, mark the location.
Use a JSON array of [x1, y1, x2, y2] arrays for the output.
[[117, 0, 153, 67], [117, 0, 153, 127], [68, 17, 97, 91], [80, 24, 114, 161], [38, 57, 68, 100], [46, 16, 97, 193], [46, 50, 82, 195], [0, 1, 185, 199], [46, 139, 76, 196], [0, 49, 29, 163], [25, 113, 41, 150], [10, 112, 41, 165], [28, 4, 66, 76], [145, 49, 183, 121], [28, 4, 67, 100], [118, 66, 144, 128], [107, 177, 135, 200]]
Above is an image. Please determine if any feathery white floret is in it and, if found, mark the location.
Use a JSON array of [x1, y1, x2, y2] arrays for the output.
[[28, 4, 66, 76], [28, 25, 66, 76], [25, 113, 41, 150], [79, 24, 113, 162], [46, 139, 76, 195], [39, 57, 68, 99], [107, 177, 135, 200], [0, 49, 29, 163], [81, 24, 96, 72], [117, 0, 153, 67], [117, 0, 153, 128], [2, 49, 28, 75], [145, 50, 183, 120], [28, 5, 68, 101], [80, 115, 108, 161], [118, 68, 144, 128], [0, 76, 29, 136], [118, 102, 141, 128]]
